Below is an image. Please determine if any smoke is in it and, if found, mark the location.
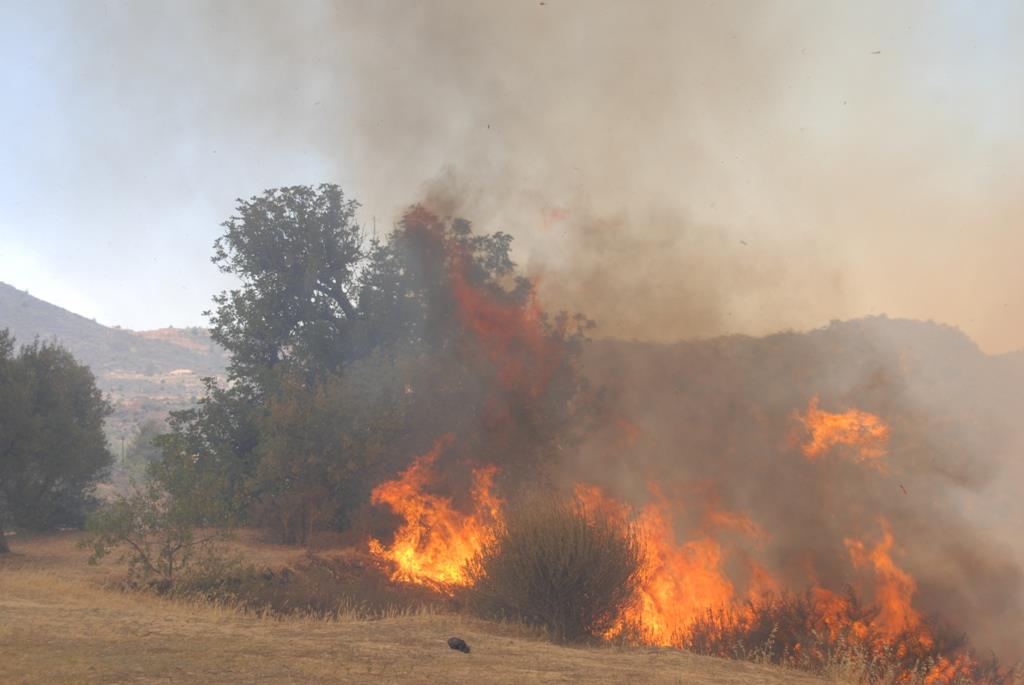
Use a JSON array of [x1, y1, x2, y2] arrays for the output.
[[319, 0, 1023, 351], [333, 0, 855, 341], [571, 321, 1024, 659], [33, 0, 1024, 350], [29, 0, 1024, 662]]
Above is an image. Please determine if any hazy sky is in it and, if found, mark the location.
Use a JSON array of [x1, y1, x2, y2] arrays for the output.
[[1, 1, 1021, 352]]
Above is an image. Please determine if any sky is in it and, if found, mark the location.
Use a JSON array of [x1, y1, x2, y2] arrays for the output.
[[1, 0, 1021, 352]]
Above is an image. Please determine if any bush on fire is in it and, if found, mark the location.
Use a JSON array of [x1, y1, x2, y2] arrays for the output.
[[465, 496, 643, 642]]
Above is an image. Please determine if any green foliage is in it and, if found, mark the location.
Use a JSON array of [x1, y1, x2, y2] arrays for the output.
[[119, 418, 166, 479], [251, 351, 418, 544], [80, 482, 229, 586], [466, 496, 643, 642], [158, 184, 594, 542], [153, 378, 260, 524], [209, 184, 365, 389], [0, 330, 113, 541]]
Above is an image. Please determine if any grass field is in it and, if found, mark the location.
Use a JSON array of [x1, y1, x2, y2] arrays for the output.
[[0, 532, 835, 685]]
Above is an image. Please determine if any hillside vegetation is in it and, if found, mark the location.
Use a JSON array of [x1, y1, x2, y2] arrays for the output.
[[0, 281, 227, 436]]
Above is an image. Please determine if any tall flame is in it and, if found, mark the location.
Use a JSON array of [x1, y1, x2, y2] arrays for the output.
[[402, 207, 563, 398], [577, 483, 761, 646], [367, 435, 502, 589], [845, 518, 924, 640]]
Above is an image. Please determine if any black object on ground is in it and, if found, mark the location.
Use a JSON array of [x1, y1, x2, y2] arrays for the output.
[[448, 637, 471, 653]]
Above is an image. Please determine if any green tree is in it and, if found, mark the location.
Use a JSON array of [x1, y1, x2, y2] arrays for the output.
[[209, 184, 366, 391], [160, 185, 594, 541], [251, 351, 418, 544], [121, 418, 166, 478], [0, 331, 113, 549], [0, 330, 19, 553], [153, 379, 259, 525]]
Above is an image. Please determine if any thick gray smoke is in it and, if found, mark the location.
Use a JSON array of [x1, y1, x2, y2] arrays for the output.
[[572, 320, 1024, 660], [43, 0, 1024, 351], [34, 0, 1024, 660]]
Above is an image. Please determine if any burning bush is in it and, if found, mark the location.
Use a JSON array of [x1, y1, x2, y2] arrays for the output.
[[464, 495, 644, 642], [684, 589, 1021, 685]]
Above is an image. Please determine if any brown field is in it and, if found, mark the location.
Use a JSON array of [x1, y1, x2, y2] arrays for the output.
[[0, 532, 835, 685]]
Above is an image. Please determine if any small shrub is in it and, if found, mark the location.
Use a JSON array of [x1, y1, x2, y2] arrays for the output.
[[79, 483, 229, 588], [465, 496, 643, 642]]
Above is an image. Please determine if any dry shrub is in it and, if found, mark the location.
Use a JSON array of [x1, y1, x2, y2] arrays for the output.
[[80, 484, 230, 589], [465, 496, 643, 642], [685, 590, 1022, 685], [174, 550, 447, 618]]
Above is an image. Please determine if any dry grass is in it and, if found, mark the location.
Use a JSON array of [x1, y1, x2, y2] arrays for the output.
[[0, 532, 834, 685]]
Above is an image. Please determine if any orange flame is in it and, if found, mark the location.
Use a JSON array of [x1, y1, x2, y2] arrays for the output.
[[402, 207, 563, 398], [627, 509, 738, 645], [613, 417, 643, 448], [845, 518, 923, 640], [577, 484, 764, 646], [793, 395, 890, 469], [370, 474, 988, 684], [449, 269, 559, 397], [539, 206, 570, 232], [364, 209, 1000, 684], [367, 436, 502, 589]]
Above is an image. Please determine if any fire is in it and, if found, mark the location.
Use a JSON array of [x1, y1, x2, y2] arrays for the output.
[[803, 519, 926, 647], [367, 436, 503, 589], [449, 269, 558, 397], [577, 483, 761, 646], [369, 469, 996, 684], [354, 225, 1003, 683], [402, 207, 563, 398], [625, 507, 738, 645], [793, 395, 890, 468], [845, 518, 923, 640], [613, 417, 643, 447], [540, 206, 570, 232]]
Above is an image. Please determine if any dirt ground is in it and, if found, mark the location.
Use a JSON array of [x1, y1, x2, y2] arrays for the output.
[[0, 532, 831, 685]]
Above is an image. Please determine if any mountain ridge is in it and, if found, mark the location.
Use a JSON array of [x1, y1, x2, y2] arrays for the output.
[[0, 281, 228, 436]]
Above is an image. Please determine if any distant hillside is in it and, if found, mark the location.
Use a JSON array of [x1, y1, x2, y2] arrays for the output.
[[0, 281, 228, 437], [0, 282, 226, 376]]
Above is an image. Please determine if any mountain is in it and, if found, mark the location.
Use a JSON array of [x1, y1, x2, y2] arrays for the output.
[[0, 281, 228, 438]]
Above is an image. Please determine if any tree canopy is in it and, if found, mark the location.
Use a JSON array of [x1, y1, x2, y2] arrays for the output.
[[0, 330, 113, 550], [157, 184, 593, 544]]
